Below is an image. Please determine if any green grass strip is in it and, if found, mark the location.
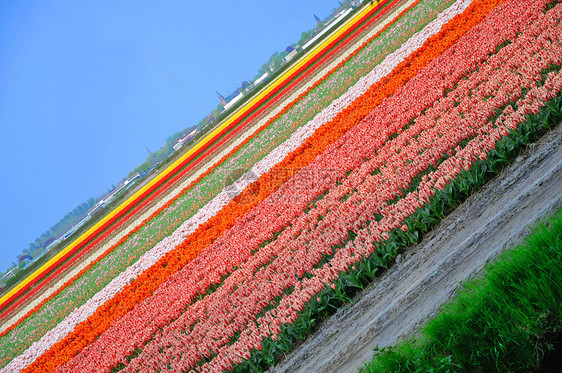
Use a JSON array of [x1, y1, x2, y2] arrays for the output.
[[362, 208, 562, 373]]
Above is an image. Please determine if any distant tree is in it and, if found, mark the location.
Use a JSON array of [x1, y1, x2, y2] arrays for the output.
[[163, 142, 173, 156], [269, 52, 284, 71], [197, 116, 212, 131], [139, 162, 150, 174], [133, 162, 151, 175], [256, 51, 285, 75], [258, 62, 270, 75], [147, 152, 161, 167], [167, 130, 184, 145], [40, 232, 50, 243], [31, 247, 43, 258], [298, 31, 310, 46]]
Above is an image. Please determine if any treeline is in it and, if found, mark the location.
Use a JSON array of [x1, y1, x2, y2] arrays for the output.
[[297, 0, 354, 47], [128, 125, 197, 177], [24, 197, 98, 256], [18, 124, 197, 265]]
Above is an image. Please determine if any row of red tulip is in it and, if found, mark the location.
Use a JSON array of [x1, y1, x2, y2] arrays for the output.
[[48, 0, 562, 371]]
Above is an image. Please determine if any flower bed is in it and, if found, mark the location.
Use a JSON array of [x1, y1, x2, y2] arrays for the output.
[[0, 0, 454, 367], [3, 0, 561, 372]]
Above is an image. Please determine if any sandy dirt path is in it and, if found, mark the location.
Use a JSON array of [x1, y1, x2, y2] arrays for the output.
[[270, 124, 562, 373]]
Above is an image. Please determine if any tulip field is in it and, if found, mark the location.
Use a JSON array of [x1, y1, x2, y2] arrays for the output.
[[2, 0, 562, 371]]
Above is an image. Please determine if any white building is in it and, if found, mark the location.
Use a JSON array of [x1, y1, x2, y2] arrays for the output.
[[283, 49, 299, 63], [253, 72, 269, 86], [223, 92, 244, 111]]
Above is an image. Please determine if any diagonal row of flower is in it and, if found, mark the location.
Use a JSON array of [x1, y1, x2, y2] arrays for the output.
[[7, 0, 560, 371], [0, 0, 396, 326], [106, 2, 561, 371], [0, 0, 510, 370], [0, 0, 450, 366], [0, 0, 420, 354]]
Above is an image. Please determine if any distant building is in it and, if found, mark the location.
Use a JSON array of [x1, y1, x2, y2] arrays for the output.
[[283, 49, 299, 63], [44, 237, 56, 248], [314, 14, 323, 25], [216, 91, 227, 106], [224, 89, 241, 103], [1, 269, 15, 281], [283, 45, 300, 63], [88, 202, 105, 218], [223, 92, 244, 111], [303, 8, 353, 50], [18, 255, 32, 263], [173, 128, 199, 151], [46, 238, 62, 251], [253, 72, 269, 86], [17, 255, 32, 269], [124, 172, 142, 187], [21, 257, 31, 268], [86, 182, 129, 220], [62, 215, 91, 240]]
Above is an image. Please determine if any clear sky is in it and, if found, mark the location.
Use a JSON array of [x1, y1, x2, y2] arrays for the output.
[[0, 0, 342, 273]]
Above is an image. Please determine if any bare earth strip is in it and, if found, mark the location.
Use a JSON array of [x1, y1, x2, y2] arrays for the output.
[[270, 124, 562, 373]]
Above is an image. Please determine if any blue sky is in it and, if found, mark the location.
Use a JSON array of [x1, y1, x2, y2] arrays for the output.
[[0, 0, 341, 272]]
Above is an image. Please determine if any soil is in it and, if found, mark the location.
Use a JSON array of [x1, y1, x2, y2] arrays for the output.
[[269, 125, 562, 373]]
